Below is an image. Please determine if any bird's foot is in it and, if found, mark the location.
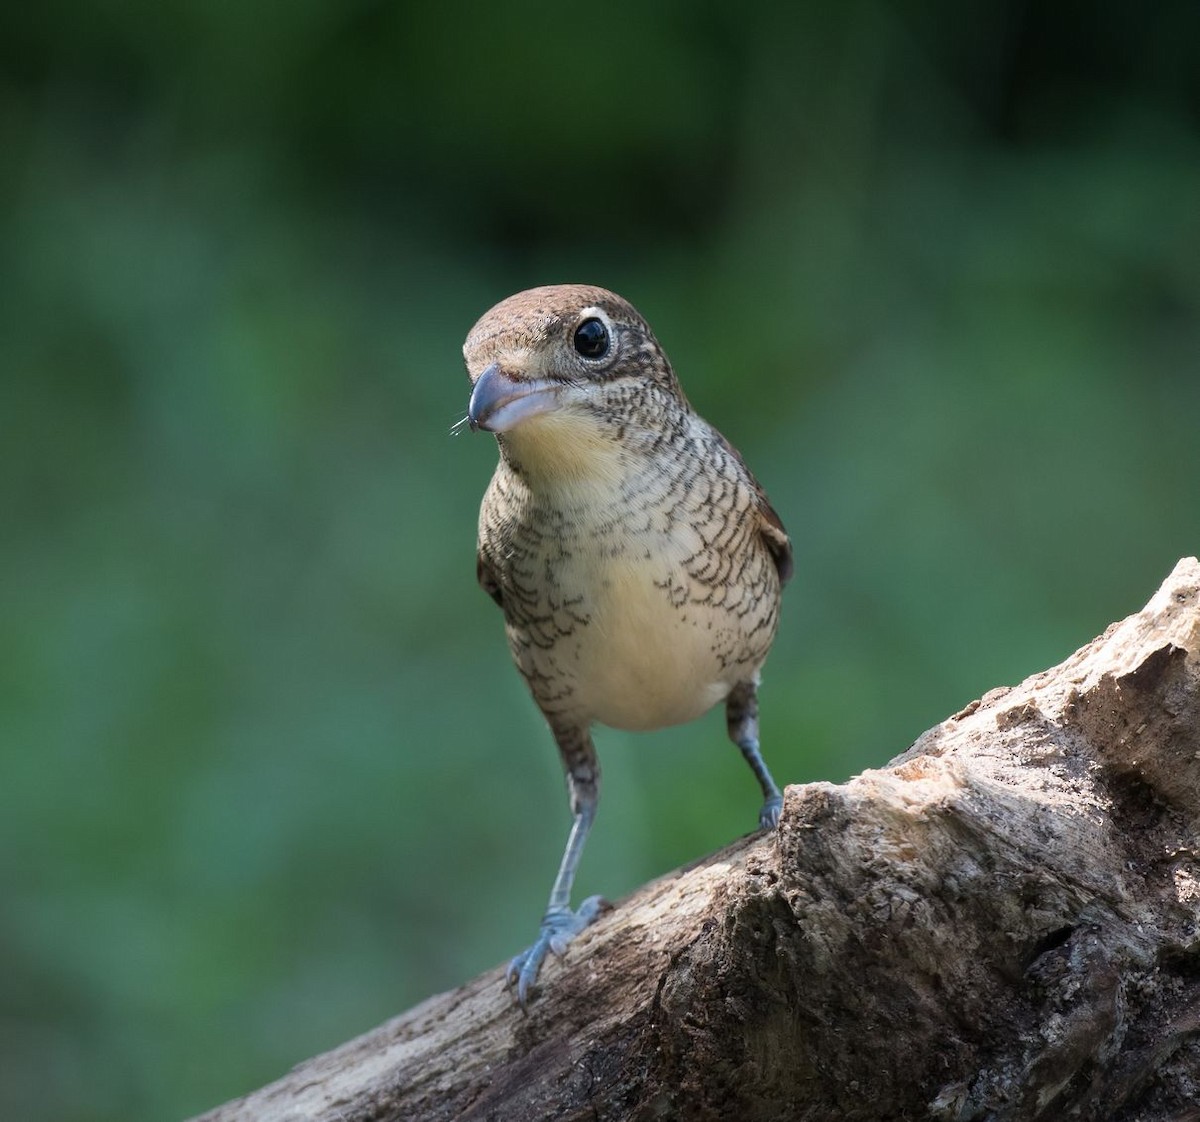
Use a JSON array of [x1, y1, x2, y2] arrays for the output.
[[505, 895, 606, 1008], [759, 793, 784, 830]]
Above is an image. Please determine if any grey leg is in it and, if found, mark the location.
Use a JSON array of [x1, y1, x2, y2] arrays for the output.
[[727, 679, 783, 829], [505, 724, 605, 1007]]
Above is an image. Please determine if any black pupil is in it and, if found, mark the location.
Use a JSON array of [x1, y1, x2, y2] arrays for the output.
[[573, 318, 609, 359]]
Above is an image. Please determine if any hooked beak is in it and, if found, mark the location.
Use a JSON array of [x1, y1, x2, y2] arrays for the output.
[[467, 363, 561, 433]]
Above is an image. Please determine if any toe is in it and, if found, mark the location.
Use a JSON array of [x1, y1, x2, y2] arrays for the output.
[[759, 794, 784, 829], [503, 899, 608, 1006]]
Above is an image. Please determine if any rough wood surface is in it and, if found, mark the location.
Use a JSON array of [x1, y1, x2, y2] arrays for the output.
[[193, 558, 1200, 1122]]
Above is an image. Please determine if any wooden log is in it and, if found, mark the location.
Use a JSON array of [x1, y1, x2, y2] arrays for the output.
[[193, 557, 1200, 1122]]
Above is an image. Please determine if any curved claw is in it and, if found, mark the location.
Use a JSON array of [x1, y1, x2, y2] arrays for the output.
[[759, 793, 784, 830], [505, 896, 606, 1008]]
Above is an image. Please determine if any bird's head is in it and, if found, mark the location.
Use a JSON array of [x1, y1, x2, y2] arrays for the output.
[[462, 285, 687, 478]]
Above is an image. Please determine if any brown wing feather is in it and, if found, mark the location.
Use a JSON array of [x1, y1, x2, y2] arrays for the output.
[[712, 430, 793, 587], [477, 551, 504, 608], [757, 497, 793, 586]]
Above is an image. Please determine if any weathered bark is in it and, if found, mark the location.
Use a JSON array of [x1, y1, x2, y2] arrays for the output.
[[194, 558, 1200, 1122]]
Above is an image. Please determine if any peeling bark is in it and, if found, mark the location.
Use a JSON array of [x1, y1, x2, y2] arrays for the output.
[[193, 558, 1200, 1122]]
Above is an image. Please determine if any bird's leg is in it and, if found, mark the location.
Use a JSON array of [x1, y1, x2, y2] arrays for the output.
[[726, 679, 783, 829], [506, 724, 605, 1007]]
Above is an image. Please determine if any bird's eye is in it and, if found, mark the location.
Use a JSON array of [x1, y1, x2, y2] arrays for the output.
[[572, 317, 610, 359]]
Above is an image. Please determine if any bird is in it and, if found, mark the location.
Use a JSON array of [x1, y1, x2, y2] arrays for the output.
[[463, 284, 792, 1007]]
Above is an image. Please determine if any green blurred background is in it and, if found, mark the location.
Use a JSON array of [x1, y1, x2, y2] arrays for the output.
[[2, 2, 1198, 1118]]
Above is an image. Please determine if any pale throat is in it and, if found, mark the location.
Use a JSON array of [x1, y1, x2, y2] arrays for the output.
[[499, 408, 638, 496]]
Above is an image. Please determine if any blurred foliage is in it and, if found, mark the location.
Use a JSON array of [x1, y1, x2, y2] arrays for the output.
[[1, 1, 1198, 1118]]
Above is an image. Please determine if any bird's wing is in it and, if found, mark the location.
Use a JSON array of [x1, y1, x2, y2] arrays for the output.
[[712, 430, 794, 588], [757, 496, 793, 587], [476, 549, 504, 609]]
